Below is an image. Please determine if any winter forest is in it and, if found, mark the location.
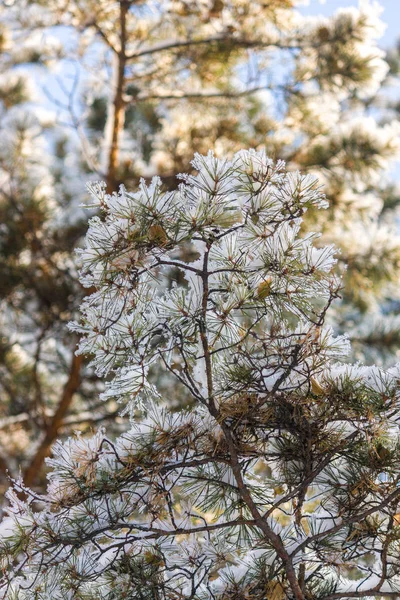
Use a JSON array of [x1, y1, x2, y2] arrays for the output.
[[2, 0, 400, 598]]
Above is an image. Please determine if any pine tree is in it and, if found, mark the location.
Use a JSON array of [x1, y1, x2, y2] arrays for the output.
[[2, 151, 400, 599], [0, 4, 109, 495], [0, 5, 64, 491], [1, 0, 400, 491]]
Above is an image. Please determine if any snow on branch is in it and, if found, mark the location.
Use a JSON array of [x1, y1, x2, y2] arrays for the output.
[[2, 150, 400, 599]]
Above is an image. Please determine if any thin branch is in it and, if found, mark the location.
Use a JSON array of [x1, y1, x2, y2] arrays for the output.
[[138, 85, 267, 101]]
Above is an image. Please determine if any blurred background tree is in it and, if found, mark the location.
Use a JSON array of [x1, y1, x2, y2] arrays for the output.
[[0, 0, 399, 492]]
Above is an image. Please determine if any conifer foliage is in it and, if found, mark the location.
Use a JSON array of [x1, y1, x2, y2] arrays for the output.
[[1, 0, 400, 492], [2, 150, 400, 599]]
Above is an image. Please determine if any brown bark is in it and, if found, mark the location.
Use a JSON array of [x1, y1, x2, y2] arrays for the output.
[[105, 1, 128, 193], [23, 352, 84, 487], [21, 2, 129, 488]]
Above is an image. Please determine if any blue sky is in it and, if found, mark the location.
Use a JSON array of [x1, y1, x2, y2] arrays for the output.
[[300, 0, 399, 47]]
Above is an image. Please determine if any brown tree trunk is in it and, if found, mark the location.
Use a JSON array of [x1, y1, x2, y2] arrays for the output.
[[23, 3, 130, 486], [23, 353, 84, 487], [105, 1, 128, 193]]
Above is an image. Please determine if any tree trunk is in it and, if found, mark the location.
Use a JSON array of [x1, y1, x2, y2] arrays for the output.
[[23, 353, 84, 487], [105, 1, 128, 193], [23, 2, 130, 486]]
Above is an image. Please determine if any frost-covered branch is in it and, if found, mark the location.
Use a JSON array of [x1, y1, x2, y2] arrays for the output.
[[2, 151, 400, 599]]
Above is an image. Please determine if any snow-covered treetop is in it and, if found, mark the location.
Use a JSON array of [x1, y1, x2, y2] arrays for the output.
[[2, 151, 400, 599], [70, 149, 341, 414]]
